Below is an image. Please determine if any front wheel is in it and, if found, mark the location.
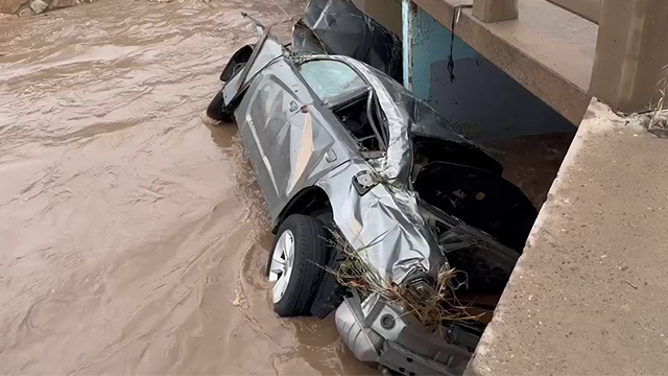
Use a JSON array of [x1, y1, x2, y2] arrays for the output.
[[267, 215, 329, 317], [206, 91, 234, 122]]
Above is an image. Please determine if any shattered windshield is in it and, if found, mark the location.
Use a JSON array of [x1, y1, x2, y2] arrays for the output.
[[298, 60, 367, 103]]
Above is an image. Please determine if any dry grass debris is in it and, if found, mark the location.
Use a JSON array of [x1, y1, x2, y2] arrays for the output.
[[328, 231, 486, 330], [649, 64, 668, 138]]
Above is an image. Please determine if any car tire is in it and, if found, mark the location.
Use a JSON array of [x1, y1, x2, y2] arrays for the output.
[[206, 91, 234, 122], [267, 215, 329, 317]]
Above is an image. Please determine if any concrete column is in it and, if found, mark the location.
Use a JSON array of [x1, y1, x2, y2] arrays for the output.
[[473, 0, 518, 23], [590, 0, 668, 113], [402, 0, 416, 90]]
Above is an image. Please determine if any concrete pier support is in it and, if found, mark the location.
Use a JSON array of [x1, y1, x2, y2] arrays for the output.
[[473, 0, 518, 23], [402, 0, 416, 90], [466, 99, 668, 376], [590, 0, 668, 113]]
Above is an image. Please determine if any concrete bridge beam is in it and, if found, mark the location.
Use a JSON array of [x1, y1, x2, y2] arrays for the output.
[[590, 0, 668, 113]]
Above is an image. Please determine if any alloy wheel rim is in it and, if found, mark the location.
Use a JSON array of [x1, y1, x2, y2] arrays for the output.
[[268, 230, 295, 303]]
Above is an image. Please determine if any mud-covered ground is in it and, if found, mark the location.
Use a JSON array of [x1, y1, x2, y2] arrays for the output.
[[0, 0, 573, 374], [0, 0, 373, 374]]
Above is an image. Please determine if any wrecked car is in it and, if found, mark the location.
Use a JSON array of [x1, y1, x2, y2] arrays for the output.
[[206, 5, 537, 376]]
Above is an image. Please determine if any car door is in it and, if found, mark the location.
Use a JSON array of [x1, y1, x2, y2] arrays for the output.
[[237, 47, 375, 220], [244, 59, 372, 218], [273, 59, 386, 213], [235, 33, 340, 218]]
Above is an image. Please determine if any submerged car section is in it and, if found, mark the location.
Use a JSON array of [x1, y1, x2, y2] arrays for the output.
[[208, 6, 538, 375]]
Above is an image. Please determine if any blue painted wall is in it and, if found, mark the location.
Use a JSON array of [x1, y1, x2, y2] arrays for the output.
[[408, 7, 575, 142], [411, 9, 477, 100]]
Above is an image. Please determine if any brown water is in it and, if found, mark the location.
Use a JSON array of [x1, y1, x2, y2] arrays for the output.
[[0, 1, 575, 374], [485, 133, 574, 209], [0, 1, 373, 374]]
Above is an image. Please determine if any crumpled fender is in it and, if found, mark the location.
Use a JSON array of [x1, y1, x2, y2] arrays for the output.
[[314, 160, 446, 284]]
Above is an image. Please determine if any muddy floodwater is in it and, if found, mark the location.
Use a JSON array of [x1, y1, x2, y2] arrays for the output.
[[0, 0, 373, 374], [0, 0, 573, 374]]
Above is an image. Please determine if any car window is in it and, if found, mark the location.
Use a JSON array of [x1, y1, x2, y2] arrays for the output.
[[298, 60, 367, 103]]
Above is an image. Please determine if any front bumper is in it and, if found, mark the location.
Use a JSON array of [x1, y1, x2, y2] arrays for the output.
[[335, 293, 480, 376]]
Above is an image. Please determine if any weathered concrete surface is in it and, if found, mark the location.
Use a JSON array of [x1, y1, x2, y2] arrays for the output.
[[412, 0, 596, 125], [590, 0, 668, 114], [473, 0, 518, 23], [466, 98, 668, 375], [545, 0, 600, 24]]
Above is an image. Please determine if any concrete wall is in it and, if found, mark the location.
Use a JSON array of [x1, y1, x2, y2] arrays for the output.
[[409, 7, 575, 142], [545, 0, 601, 23], [590, 0, 668, 113]]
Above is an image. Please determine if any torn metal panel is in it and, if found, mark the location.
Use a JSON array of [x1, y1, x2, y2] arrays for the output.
[[292, 20, 328, 54], [331, 55, 501, 186], [295, 0, 403, 82]]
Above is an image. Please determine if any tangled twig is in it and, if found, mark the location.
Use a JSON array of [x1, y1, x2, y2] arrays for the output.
[[327, 230, 486, 330]]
